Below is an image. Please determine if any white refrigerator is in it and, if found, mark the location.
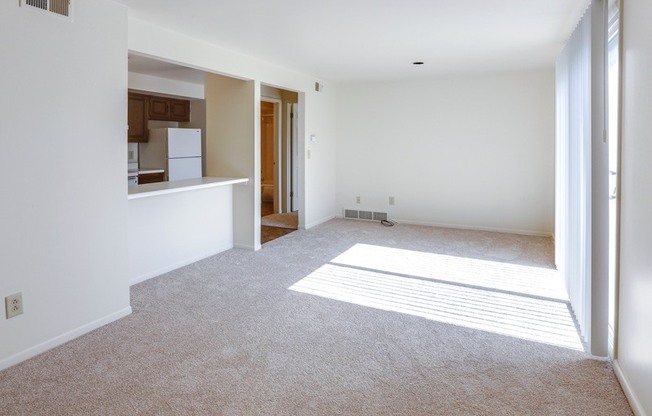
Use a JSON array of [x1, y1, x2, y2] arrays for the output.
[[139, 128, 202, 181]]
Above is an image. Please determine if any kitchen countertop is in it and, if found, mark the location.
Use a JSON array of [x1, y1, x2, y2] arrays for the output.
[[128, 177, 249, 200], [127, 168, 166, 175], [138, 169, 165, 175]]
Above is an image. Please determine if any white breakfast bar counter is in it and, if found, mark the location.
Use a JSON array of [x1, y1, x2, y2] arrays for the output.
[[128, 177, 248, 199], [128, 177, 248, 285]]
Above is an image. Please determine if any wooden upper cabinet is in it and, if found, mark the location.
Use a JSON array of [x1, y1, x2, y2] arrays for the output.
[[128, 93, 148, 143], [149, 96, 170, 120], [169, 99, 190, 122], [128, 92, 191, 143], [149, 96, 190, 122]]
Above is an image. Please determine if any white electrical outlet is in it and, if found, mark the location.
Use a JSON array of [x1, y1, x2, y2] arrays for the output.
[[389, 196, 395, 205], [5, 293, 23, 319], [356, 196, 361, 204]]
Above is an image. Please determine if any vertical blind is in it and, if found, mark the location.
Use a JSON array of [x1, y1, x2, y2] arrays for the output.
[[556, 0, 612, 356], [555, 4, 593, 349]]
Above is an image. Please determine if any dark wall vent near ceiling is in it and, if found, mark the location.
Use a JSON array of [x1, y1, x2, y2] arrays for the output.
[[23, 0, 71, 18]]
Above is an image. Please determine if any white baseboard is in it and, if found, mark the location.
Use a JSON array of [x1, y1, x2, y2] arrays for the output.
[[234, 243, 260, 251], [335, 215, 552, 238], [0, 306, 132, 372], [304, 214, 335, 230], [129, 247, 231, 286], [613, 359, 647, 416]]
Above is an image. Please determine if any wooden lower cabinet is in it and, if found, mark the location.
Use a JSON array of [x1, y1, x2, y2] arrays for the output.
[[138, 172, 165, 185]]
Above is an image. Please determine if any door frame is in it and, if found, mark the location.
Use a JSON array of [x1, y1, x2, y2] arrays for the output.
[[606, 0, 623, 360], [287, 102, 299, 212], [260, 97, 283, 214]]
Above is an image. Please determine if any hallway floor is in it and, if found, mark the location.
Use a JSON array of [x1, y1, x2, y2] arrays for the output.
[[261, 201, 296, 244]]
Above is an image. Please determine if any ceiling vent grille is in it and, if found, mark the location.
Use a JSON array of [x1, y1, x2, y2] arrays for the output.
[[23, 0, 71, 18]]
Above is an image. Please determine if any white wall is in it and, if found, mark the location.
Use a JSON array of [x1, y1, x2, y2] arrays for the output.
[[205, 74, 259, 250], [128, 186, 234, 285], [304, 87, 339, 228], [128, 71, 205, 99], [615, 0, 652, 413], [336, 70, 555, 236], [0, 1, 130, 369], [127, 18, 338, 233]]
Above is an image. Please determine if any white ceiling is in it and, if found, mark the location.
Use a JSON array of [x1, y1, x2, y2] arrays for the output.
[[119, 0, 590, 84]]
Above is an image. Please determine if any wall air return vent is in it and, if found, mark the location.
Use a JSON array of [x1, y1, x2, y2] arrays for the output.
[[22, 0, 72, 18], [344, 209, 359, 219], [344, 209, 388, 222], [372, 212, 388, 221], [358, 210, 373, 220]]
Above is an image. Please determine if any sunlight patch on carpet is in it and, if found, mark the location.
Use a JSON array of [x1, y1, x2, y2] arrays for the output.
[[331, 244, 567, 301], [290, 245, 583, 351]]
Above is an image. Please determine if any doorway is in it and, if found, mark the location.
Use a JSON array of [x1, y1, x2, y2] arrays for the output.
[[260, 100, 278, 217], [289, 103, 299, 212], [260, 87, 300, 244]]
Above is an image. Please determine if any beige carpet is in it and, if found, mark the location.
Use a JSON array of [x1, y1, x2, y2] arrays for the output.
[[261, 211, 298, 229], [0, 220, 632, 415]]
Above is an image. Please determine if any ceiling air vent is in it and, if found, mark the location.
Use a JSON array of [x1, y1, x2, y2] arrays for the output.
[[23, 0, 71, 18]]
